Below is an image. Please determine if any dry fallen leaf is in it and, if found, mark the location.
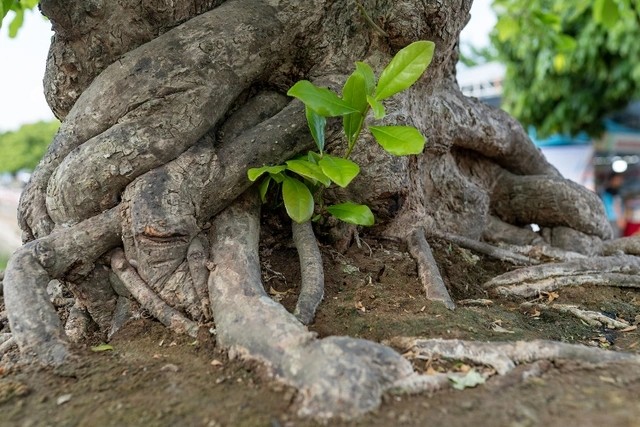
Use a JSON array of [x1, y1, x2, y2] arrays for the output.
[[543, 291, 560, 302], [599, 376, 616, 384], [425, 366, 438, 375], [355, 301, 366, 313], [269, 286, 289, 296], [210, 359, 223, 367], [620, 325, 638, 333]]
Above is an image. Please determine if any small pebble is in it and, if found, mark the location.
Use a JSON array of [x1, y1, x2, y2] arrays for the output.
[[57, 394, 72, 405]]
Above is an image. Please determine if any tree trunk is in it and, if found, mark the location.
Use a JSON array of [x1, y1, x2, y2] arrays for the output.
[[2, 0, 619, 419]]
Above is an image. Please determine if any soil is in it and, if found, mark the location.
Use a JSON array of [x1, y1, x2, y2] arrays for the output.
[[2, 234, 640, 427]]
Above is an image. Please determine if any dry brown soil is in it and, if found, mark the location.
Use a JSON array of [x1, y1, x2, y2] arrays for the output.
[[2, 235, 640, 427]]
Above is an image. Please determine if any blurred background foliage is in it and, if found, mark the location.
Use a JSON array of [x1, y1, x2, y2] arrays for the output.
[[0, 120, 58, 173], [1, 0, 39, 37], [490, 0, 640, 137]]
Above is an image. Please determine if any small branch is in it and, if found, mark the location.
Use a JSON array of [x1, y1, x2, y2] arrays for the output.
[[521, 302, 631, 329], [355, 1, 389, 37], [292, 220, 324, 325], [432, 230, 539, 266], [111, 249, 199, 338], [484, 255, 640, 297], [407, 229, 455, 310], [495, 273, 640, 298], [388, 337, 640, 376], [500, 243, 587, 262]]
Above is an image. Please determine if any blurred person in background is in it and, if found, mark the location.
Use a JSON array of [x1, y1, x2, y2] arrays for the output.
[[601, 173, 625, 238]]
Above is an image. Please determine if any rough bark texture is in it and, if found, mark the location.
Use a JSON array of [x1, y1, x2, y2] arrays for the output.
[[3, 0, 633, 420]]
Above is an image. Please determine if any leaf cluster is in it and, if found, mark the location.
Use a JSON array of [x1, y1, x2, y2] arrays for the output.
[[248, 41, 434, 225], [1, 0, 39, 37], [490, 0, 640, 137]]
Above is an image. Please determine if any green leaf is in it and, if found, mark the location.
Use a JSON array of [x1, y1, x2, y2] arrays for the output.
[[282, 176, 314, 223], [495, 16, 520, 42], [555, 34, 577, 52], [285, 159, 331, 186], [288, 80, 359, 117], [327, 203, 374, 226], [448, 370, 485, 390], [355, 62, 376, 95], [271, 172, 285, 184], [369, 125, 426, 155], [593, 0, 620, 29], [307, 151, 323, 164], [342, 71, 368, 144], [258, 176, 271, 203], [91, 344, 114, 352], [8, 7, 23, 38], [375, 41, 435, 101], [305, 106, 326, 153], [318, 155, 360, 188], [0, 0, 13, 24], [247, 165, 286, 182], [367, 95, 386, 120]]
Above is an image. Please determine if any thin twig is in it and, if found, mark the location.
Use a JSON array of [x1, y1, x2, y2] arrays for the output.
[[355, 1, 389, 37], [431, 230, 539, 266]]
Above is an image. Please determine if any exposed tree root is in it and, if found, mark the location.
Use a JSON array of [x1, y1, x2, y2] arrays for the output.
[[484, 255, 640, 297], [500, 243, 588, 262], [3, 208, 120, 366], [388, 337, 640, 376], [521, 302, 631, 329], [408, 229, 455, 309], [208, 191, 423, 419], [111, 249, 199, 338], [291, 221, 324, 325], [432, 230, 539, 266], [603, 236, 640, 256]]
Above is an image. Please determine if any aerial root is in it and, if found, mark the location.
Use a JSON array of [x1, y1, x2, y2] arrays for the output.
[[292, 221, 324, 325], [386, 337, 640, 376], [484, 255, 640, 297], [110, 249, 199, 338], [408, 228, 455, 309], [3, 208, 120, 366], [208, 191, 419, 420], [520, 302, 631, 329], [431, 230, 539, 265]]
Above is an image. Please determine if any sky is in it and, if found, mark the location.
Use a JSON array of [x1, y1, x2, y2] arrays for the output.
[[0, 1, 495, 132], [0, 10, 54, 131]]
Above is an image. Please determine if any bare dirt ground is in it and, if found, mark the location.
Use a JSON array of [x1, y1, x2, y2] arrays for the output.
[[1, 230, 640, 426]]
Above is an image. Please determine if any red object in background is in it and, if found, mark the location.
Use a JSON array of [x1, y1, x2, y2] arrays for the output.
[[623, 194, 640, 236]]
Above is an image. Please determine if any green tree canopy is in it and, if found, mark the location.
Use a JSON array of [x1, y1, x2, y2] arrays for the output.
[[490, 0, 640, 137], [0, 120, 59, 173]]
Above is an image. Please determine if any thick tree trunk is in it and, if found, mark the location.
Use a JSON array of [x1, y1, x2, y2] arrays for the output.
[[2, 0, 625, 419]]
